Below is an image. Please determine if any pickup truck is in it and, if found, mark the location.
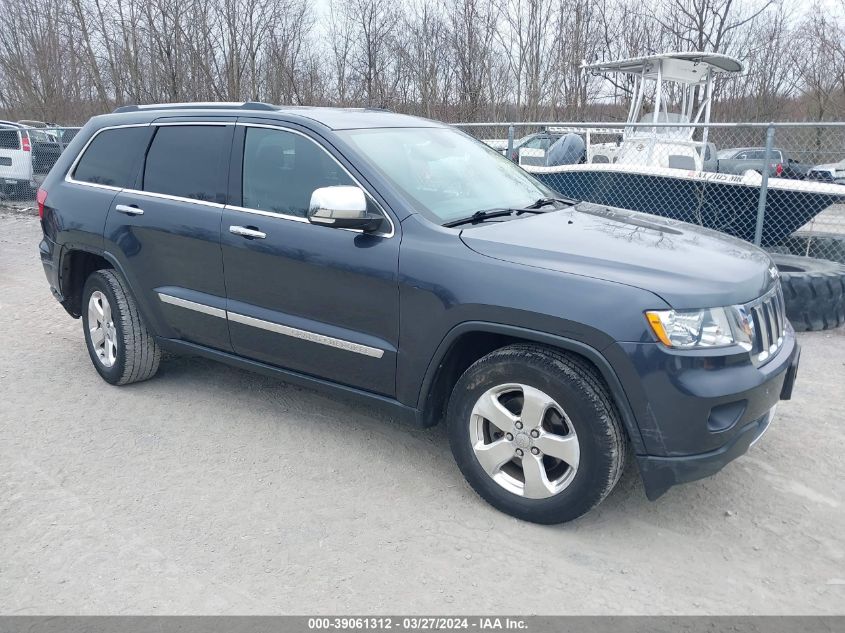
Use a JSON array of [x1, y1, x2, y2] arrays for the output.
[[714, 147, 810, 179]]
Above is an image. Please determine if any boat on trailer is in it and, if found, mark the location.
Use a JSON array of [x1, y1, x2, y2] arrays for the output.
[[523, 52, 845, 247]]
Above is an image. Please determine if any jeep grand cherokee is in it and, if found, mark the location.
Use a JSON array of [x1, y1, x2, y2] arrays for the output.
[[38, 102, 800, 523]]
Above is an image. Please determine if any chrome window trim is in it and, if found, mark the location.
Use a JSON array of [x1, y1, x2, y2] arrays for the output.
[[157, 291, 384, 359], [227, 311, 385, 359], [225, 204, 309, 223], [64, 122, 151, 190], [232, 122, 395, 238], [158, 292, 226, 318], [122, 188, 225, 208]]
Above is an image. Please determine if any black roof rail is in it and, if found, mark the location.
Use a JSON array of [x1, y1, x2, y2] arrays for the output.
[[112, 101, 278, 114]]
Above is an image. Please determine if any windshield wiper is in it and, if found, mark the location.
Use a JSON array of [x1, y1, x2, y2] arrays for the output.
[[443, 199, 577, 228], [524, 195, 580, 209], [443, 209, 518, 228]]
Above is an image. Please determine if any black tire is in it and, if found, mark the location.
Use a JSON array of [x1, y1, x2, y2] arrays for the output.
[[771, 253, 845, 331], [447, 344, 627, 524], [81, 269, 161, 385]]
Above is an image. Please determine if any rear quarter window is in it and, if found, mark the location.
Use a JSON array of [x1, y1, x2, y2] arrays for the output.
[[0, 129, 21, 150], [73, 126, 150, 187]]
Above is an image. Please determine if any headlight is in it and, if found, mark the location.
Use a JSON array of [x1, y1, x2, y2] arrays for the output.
[[645, 306, 755, 350]]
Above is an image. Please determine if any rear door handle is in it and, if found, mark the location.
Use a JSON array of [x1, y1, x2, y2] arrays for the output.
[[115, 204, 144, 216], [229, 226, 267, 239]]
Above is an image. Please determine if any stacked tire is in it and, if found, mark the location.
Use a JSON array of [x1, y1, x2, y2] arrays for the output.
[[770, 253, 845, 331]]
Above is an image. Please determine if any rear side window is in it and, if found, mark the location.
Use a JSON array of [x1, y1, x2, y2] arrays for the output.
[[143, 125, 228, 202], [0, 129, 21, 150], [73, 127, 149, 187]]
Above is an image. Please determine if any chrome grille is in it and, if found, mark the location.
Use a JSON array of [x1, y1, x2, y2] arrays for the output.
[[747, 283, 786, 365]]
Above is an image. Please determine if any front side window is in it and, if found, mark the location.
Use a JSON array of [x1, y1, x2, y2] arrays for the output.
[[242, 127, 354, 217], [73, 127, 149, 187], [339, 127, 552, 224], [143, 125, 229, 202]]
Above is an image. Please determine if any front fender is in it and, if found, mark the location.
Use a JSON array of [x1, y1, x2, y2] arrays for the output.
[[416, 321, 648, 455]]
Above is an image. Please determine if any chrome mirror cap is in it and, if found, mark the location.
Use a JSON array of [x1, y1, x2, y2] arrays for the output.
[[309, 186, 367, 222], [308, 186, 382, 232]]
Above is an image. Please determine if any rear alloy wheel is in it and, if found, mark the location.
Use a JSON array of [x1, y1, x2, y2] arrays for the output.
[[447, 344, 627, 524], [87, 290, 118, 368], [82, 269, 161, 385]]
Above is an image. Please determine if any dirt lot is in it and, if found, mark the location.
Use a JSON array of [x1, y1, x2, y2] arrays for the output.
[[1, 207, 844, 615]]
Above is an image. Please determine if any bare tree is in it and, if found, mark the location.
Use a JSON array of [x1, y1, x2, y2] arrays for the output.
[[0, 0, 841, 124]]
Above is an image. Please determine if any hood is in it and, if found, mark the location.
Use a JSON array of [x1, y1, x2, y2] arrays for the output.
[[460, 202, 777, 309]]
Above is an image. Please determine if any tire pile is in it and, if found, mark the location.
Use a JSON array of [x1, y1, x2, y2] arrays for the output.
[[770, 253, 845, 331]]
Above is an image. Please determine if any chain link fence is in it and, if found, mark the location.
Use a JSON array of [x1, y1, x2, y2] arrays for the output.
[[0, 126, 81, 204], [456, 121, 845, 263], [4, 120, 845, 264]]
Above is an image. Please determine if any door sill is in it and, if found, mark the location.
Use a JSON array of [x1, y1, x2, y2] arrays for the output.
[[156, 337, 422, 427]]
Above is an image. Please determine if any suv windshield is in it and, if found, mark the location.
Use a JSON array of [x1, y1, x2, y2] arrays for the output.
[[339, 127, 553, 224]]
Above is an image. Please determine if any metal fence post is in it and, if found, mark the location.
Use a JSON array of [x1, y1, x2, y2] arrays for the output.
[[507, 125, 514, 160], [753, 123, 775, 246]]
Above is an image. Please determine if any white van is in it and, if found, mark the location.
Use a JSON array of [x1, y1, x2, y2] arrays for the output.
[[0, 122, 34, 199]]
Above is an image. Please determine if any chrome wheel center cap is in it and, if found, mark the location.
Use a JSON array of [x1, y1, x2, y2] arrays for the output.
[[514, 432, 531, 450]]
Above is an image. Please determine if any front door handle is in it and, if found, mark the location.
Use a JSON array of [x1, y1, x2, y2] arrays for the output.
[[229, 225, 267, 239], [115, 204, 144, 216]]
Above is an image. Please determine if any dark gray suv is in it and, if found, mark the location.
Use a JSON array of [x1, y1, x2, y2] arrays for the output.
[[38, 103, 799, 523]]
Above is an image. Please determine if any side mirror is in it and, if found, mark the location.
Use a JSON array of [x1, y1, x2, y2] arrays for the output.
[[308, 186, 383, 232]]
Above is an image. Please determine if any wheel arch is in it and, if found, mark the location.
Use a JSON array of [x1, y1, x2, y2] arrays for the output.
[[417, 321, 646, 454], [58, 247, 114, 317], [58, 248, 154, 327]]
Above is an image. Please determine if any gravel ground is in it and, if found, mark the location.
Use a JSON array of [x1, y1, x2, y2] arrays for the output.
[[1, 208, 844, 615]]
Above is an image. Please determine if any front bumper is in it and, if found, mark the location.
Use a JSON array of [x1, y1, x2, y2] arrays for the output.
[[606, 329, 800, 500], [637, 404, 776, 500]]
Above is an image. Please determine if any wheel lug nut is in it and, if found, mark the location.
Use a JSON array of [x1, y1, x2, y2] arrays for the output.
[[530, 429, 540, 438], [515, 421, 523, 430], [515, 448, 524, 457], [531, 447, 540, 455], [506, 433, 514, 441]]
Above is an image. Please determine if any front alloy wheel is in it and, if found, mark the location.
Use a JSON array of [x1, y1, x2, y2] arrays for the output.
[[470, 383, 580, 499], [447, 344, 628, 524]]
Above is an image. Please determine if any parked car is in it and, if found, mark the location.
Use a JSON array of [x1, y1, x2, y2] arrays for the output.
[[715, 147, 810, 179], [17, 119, 59, 143], [0, 121, 35, 198], [806, 158, 845, 183], [38, 103, 799, 524], [0, 120, 64, 198], [24, 127, 63, 177]]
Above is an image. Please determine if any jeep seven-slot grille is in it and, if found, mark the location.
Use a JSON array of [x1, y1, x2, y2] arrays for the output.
[[747, 283, 786, 366]]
